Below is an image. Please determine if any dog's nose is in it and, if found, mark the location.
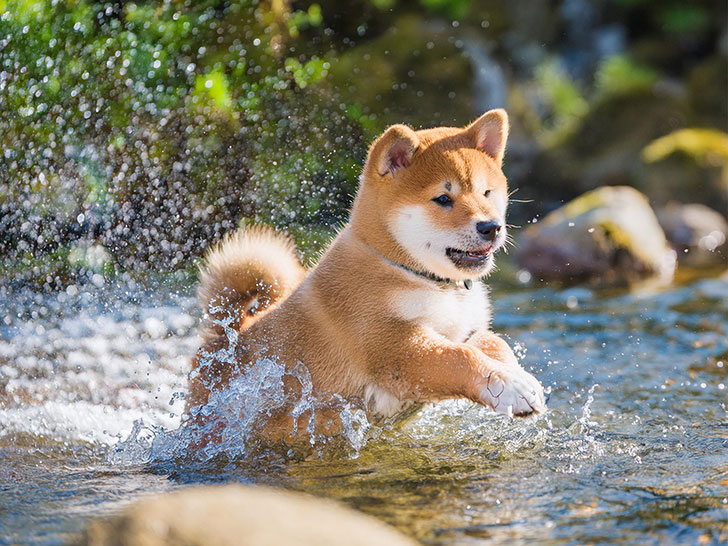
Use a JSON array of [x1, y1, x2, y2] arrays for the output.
[[476, 221, 502, 241]]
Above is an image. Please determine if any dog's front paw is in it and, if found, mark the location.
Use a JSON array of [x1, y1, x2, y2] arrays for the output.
[[478, 365, 546, 417]]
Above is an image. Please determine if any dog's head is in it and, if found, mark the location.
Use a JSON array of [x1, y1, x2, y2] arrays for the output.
[[356, 109, 510, 281]]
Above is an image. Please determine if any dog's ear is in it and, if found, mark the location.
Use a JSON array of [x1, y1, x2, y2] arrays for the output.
[[466, 109, 509, 167], [371, 124, 420, 177]]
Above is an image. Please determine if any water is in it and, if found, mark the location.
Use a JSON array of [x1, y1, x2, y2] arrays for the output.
[[1, 275, 727, 545]]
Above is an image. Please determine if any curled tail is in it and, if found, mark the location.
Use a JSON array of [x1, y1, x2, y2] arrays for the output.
[[197, 225, 306, 339]]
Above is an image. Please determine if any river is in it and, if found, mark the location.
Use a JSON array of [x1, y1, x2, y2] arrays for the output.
[[1, 274, 726, 544]]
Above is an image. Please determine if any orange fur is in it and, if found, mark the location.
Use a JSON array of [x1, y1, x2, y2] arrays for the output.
[[188, 109, 546, 441], [196, 225, 305, 339]]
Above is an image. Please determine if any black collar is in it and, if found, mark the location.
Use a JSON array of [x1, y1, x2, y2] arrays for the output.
[[382, 256, 474, 290], [357, 235, 476, 290]]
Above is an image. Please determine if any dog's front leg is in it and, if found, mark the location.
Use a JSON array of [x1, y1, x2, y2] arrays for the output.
[[467, 331, 546, 416], [368, 331, 546, 417], [469, 331, 520, 366]]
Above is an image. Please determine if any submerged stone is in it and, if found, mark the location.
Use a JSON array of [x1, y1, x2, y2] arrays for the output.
[[516, 185, 676, 284], [74, 484, 417, 546], [657, 202, 728, 267]]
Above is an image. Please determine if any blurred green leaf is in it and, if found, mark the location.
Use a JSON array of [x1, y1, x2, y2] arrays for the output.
[[194, 69, 233, 112], [419, 0, 470, 19], [284, 56, 330, 88], [595, 55, 658, 97], [659, 4, 709, 34], [534, 59, 588, 139]]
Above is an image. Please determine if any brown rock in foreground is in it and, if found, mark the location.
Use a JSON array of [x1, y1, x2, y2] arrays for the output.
[[73, 484, 418, 546], [516, 185, 676, 284]]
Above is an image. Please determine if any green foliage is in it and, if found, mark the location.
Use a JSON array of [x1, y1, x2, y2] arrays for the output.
[[0, 0, 367, 284], [595, 55, 658, 98], [612, 0, 711, 35], [371, 0, 397, 9], [194, 70, 234, 112], [419, 0, 470, 19], [284, 57, 330, 89], [659, 4, 709, 34], [532, 59, 588, 141], [287, 4, 323, 37]]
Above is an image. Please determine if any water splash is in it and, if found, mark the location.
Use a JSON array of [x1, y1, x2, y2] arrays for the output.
[[574, 383, 600, 435], [109, 354, 371, 469]]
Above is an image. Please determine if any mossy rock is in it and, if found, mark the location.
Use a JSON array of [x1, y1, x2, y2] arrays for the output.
[[515, 185, 676, 284], [641, 147, 727, 210], [530, 84, 727, 210], [687, 55, 728, 129], [530, 89, 689, 202]]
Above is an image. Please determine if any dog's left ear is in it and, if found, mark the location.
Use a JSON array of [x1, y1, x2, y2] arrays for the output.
[[466, 109, 509, 167]]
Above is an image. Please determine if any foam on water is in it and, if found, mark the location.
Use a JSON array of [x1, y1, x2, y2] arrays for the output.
[[0, 287, 194, 453]]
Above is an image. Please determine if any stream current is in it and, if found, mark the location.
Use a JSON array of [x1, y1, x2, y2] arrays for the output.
[[1, 275, 726, 544]]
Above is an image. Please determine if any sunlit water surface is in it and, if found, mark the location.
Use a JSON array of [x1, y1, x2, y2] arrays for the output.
[[1, 276, 727, 545]]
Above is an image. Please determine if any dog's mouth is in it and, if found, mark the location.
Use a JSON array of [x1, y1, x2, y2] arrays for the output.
[[446, 247, 493, 269]]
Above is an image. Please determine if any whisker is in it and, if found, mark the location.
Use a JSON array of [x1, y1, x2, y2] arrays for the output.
[[501, 233, 517, 255], [507, 188, 534, 203]]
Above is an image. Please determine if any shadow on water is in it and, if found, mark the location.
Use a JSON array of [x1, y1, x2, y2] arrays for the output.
[[1, 274, 727, 545]]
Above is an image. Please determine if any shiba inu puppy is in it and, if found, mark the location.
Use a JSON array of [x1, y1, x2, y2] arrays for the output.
[[187, 109, 546, 441]]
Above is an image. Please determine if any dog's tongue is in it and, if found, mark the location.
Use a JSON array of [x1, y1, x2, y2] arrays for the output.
[[466, 249, 489, 258]]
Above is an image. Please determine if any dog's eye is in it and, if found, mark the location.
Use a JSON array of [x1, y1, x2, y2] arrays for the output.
[[433, 194, 453, 207], [484, 190, 492, 198]]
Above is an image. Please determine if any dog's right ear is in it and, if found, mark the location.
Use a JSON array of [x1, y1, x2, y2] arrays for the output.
[[370, 124, 420, 177]]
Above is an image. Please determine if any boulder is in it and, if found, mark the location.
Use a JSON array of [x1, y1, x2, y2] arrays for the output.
[[73, 484, 417, 546], [516, 185, 676, 284], [657, 202, 728, 267]]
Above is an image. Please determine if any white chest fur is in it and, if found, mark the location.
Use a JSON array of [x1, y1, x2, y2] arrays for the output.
[[390, 282, 491, 342]]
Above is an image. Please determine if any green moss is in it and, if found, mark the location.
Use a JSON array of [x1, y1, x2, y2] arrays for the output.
[[556, 189, 608, 222], [194, 69, 233, 113], [642, 128, 728, 164]]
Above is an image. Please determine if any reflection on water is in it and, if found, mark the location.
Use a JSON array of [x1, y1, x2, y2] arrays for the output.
[[1, 276, 727, 544]]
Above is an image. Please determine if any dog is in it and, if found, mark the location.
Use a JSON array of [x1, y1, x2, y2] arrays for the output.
[[186, 109, 546, 444]]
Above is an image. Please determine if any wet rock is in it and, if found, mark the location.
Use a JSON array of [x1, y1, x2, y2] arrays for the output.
[[530, 83, 727, 211], [516, 185, 676, 284], [73, 484, 418, 546], [657, 202, 728, 267], [687, 56, 728, 130]]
